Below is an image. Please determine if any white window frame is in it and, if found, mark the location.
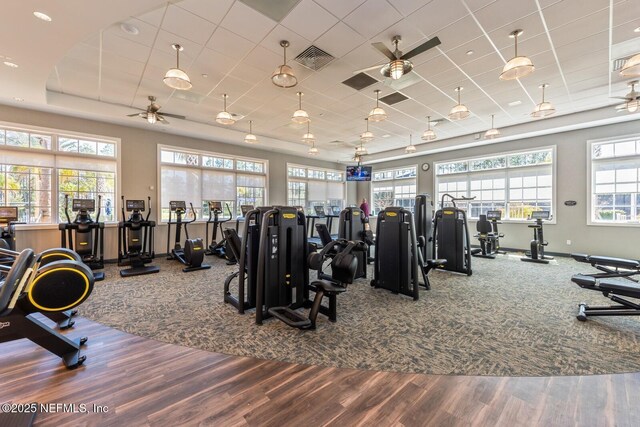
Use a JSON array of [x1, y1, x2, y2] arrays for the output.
[[0, 120, 120, 229], [286, 163, 346, 214], [157, 145, 269, 222], [587, 133, 640, 227], [433, 146, 556, 224], [371, 165, 418, 215]]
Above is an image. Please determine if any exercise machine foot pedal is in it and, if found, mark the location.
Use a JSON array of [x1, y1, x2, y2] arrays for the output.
[[267, 307, 313, 329], [182, 264, 211, 272], [93, 272, 105, 281], [120, 265, 160, 277]]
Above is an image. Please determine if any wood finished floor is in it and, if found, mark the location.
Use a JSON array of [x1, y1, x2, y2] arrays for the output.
[[1, 317, 639, 427]]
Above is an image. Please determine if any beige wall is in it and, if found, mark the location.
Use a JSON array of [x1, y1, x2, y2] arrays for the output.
[[361, 119, 640, 259], [0, 104, 343, 258]]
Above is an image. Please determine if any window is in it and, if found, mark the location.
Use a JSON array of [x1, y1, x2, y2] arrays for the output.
[[0, 123, 118, 224], [589, 135, 640, 224], [159, 146, 267, 220], [286, 164, 345, 214], [435, 148, 554, 220], [372, 166, 417, 214]]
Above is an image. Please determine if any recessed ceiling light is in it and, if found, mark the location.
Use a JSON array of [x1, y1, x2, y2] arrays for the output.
[[13, 97, 24, 102], [466, 50, 474, 56], [634, 26, 640, 33], [3, 61, 18, 68], [508, 100, 522, 106], [120, 22, 139, 35], [201, 73, 208, 78], [33, 11, 52, 22]]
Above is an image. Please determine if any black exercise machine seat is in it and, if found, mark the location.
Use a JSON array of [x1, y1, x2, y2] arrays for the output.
[[572, 274, 640, 299], [572, 274, 640, 321], [571, 254, 640, 270], [0, 249, 34, 315]]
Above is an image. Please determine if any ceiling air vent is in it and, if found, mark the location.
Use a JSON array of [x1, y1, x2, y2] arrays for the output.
[[342, 73, 378, 91], [294, 45, 335, 71], [612, 56, 632, 72], [380, 92, 409, 105]]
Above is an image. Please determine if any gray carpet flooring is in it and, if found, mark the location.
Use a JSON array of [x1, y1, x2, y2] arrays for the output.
[[78, 253, 640, 377]]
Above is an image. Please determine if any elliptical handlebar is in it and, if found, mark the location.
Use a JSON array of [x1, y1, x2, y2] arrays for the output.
[[440, 193, 475, 208], [95, 195, 102, 222], [120, 195, 126, 222], [64, 194, 72, 224], [186, 202, 197, 224], [146, 196, 152, 221]]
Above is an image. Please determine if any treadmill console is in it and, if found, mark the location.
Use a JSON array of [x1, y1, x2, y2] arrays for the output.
[[240, 205, 253, 216], [314, 205, 326, 217], [531, 210, 550, 220], [126, 200, 145, 212], [330, 206, 341, 215], [486, 210, 502, 220], [169, 201, 186, 211], [0, 206, 18, 223], [72, 199, 95, 212], [207, 201, 222, 212]]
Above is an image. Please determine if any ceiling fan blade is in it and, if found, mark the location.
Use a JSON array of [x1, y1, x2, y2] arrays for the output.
[[126, 112, 144, 117], [353, 63, 386, 75], [372, 42, 396, 60], [161, 112, 186, 120], [401, 36, 441, 60], [158, 115, 170, 124], [611, 96, 630, 100]]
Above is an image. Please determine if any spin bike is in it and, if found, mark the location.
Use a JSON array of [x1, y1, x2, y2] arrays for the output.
[[166, 201, 210, 272]]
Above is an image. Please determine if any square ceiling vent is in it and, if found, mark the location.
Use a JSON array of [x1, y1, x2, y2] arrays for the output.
[[342, 73, 379, 91], [294, 45, 335, 71], [380, 92, 409, 105], [239, 0, 300, 22]]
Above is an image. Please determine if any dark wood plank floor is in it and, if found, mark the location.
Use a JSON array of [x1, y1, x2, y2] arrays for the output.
[[1, 317, 639, 427]]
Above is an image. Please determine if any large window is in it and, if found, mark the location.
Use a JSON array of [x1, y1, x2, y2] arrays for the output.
[[0, 124, 118, 224], [159, 146, 267, 221], [371, 166, 417, 214], [435, 148, 554, 220], [286, 164, 345, 214], [589, 135, 640, 224]]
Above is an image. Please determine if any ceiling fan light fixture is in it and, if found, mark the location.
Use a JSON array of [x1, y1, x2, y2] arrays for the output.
[[500, 30, 534, 81], [164, 44, 192, 90], [272, 40, 297, 88], [627, 99, 639, 113], [382, 59, 413, 80], [531, 84, 555, 118], [147, 113, 157, 124], [421, 115, 437, 141], [620, 53, 640, 77], [368, 89, 387, 122], [216, 93, 235, 125]]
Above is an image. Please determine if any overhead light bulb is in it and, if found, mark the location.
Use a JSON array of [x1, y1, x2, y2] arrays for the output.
[[500, 30, 535, 80], [33, 11, 52, 22], [448, 87, 470, 120], [531, 84, 555, 118], [245, 120, 258, 143], [292, 91, 309, 124], [621, 53, 640, 77], [484, 114, 501, 139], [627, 100, 639, 113], [216, 94, 235, 125], [421, 115, 437, 141], [147, 113, 157, 124], [368, 89, 387, 122], [405, 134, 416, 154], [3, 61, 18, 68], [360, 118, 374, 142], [308, 141, 319, 156], [272, 40, 297, 88], [163, 44, 192, 90], [302, 121, 315, 143], [355, 143, 368, 155]]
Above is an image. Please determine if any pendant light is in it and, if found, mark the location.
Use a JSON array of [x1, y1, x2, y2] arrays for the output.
[[484, 115, 501, 139], [216, 94, 235, 125], [421, 115, 437, 141], [244, 120, 257, 144], [500, 30, 535, 81], [163, 44, 192, 90], [531, 84, 556, 118], [308, 141, 319, 156], [147, 112, 157, 125], [302, 121, 315, 143], [355, 141, 368, 155], [620, 53, 640, 77], [272, 40, 297, 88], [360, 118, 374, 142], [292, 92, 310, 124], [368, 89, 387, 122], [449, 87, 470, 120], [405, 134, 416, 154]]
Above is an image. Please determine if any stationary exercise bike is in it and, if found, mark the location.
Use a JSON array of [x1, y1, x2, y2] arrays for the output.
[[471, 210, 505, 259], [521, 210, 553, 264], [166, 201, 210, 272], [118, 196, 160, 277], [59, 195, 105, 281], [204, 201, 235, 263]]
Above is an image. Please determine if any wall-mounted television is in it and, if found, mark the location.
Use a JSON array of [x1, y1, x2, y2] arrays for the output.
[[346, 165, 372, 181]]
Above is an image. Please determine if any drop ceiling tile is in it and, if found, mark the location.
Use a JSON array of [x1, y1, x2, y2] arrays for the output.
[[430, 15, 484, 55], [176, 0, 235, 25], [153, 29, 202, 66], [543, 0, 609, 30], [550, 13, 608, 47], [498, 33, 550, 58], [101, 33, 152, 64], [106, 18, 159, 48], [341, 42, 390, 70], [136, 5, 167, 27], [192, 48, 238, 78], [464, 0, 499, 12], [281, 0, 339, 41], [613, 23, 640, 44], [407, 0, 469, 36], [314, 22, 366, 59], [241, 45, 282, 73], [259, 24, 311, 57], [485, 13, 547, 51], [206, 27, 256, 61], [444, 37, 494, 67], [161, 4, 217, 45], [471, 0, 537, 33], [387, 0, 435, 17], [313, 0, 365, 19], [343, 0, 403, 39], [101, 51, 146, 77], [412, 54, 456, 80], [220, 1, 277, 43]]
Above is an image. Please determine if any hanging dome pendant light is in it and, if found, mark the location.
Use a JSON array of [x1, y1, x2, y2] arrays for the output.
[[620, 53, 640, 78], [500, 29, 535, 81], [272, 40, 297, 88], [292, 92, 310, 124], [405, 134, 416, 154], [484, 114, 501, 139], [421, 115, 437, 141], [245, 120, 258, 144], [368, 89, 387, 122], [216, 94, 235, 125], [302, 121, 315, 143], [355, 142, 368, 155], [531, 83, 556, 118], [164, 44, 193, 90], [360, 118, 374, 142], [308, 140, 319, 156], [448, 87, 470, 120]]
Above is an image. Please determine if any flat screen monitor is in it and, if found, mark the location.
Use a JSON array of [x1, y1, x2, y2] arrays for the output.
[[486, 210, 501, 220], [531, 210, 550, 220], [169, 201, 186, 211], [72, 199, 95, 212], [207, 201, 222, 211], [314, 205, 326, 217], [126, 200, 145, 211], [330, 206, 341, 215], [346, 165, 372, 181], [0, 206, 18, 222]]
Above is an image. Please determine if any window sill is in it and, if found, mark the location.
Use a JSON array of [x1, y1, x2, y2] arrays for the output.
[[587, 221, 640, 228]]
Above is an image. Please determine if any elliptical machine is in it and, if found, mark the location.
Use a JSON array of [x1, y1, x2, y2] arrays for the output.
[[118, 196, 159, 277], [432, 193, 473, 275], [205, 201, 235, 264], [166, 201, 210, 272], [0, 206, 19, 252], [521, 210, 553, 264], [59, 195, 105, 281], [471, 210, 505, 259]]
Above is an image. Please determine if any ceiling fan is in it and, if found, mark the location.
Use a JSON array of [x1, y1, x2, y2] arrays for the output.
[[612, 81, 639, 113], [354, 35, 441, 80], [127, 96, 185, 124]]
